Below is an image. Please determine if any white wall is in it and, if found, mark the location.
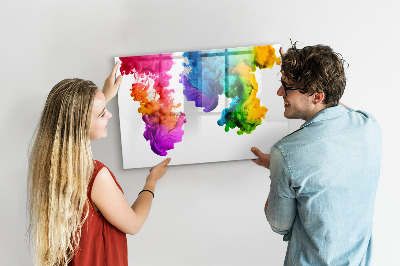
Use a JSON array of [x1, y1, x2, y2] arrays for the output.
[[1, 0, 399, 265]]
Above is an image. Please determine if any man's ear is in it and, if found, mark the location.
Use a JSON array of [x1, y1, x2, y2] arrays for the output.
[[313, 92, 325, 105]]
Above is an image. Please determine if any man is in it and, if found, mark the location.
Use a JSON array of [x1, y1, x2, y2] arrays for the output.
[[251, 44, 381, 265]]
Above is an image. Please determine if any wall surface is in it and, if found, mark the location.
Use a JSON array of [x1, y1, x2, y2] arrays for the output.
[[1, 0, 399, 265]]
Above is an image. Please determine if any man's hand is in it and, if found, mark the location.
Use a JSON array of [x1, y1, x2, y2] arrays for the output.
[[251, 147, 271, 169], [339, 102, 350, 109], [279, 46, 285, 58], [264, 199, 269, 213], [103, 61, 123, 103]]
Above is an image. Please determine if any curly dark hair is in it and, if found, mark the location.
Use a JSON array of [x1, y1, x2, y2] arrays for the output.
[[281, 42, 348, 107]]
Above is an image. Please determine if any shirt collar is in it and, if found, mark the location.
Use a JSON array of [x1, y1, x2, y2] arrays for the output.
[[300, 105, 349, 129]]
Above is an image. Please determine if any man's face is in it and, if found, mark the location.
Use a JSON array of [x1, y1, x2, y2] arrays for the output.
[[277, 71, 315, 121]]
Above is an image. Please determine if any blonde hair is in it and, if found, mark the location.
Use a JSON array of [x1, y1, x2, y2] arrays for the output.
[[28, 79, 98, 265]]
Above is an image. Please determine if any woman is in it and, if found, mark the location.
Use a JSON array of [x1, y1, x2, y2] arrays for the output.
[[27, 62, 170, 265]]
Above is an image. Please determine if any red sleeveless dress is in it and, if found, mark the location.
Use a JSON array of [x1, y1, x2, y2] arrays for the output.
[[69, 160, 128, 266]]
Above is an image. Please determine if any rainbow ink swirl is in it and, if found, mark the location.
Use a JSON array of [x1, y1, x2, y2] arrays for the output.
[[180, 45, 280, 135], [119, 54, 186, 156], [119, 45, 280, 156]]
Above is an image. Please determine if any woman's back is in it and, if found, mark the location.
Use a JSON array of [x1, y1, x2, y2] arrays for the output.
[[69, 160, 127, 266]]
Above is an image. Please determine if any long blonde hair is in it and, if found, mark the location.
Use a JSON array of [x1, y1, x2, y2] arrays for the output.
[[28, 79, 98, 265]]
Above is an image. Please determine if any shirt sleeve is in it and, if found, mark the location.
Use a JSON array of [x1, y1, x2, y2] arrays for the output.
[[266, 145, 297, 241]]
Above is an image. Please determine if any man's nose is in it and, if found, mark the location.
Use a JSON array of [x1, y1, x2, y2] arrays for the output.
[[277, 85, 285, 96]]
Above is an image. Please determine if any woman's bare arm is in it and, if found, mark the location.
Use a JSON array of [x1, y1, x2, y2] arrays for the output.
[[91, 158, 170, 235]]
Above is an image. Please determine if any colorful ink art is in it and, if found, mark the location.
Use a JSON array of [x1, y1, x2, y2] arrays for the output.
[[180, 46, 280, 135], [119, 54, 186, 156], [116, 44, 288, 169]]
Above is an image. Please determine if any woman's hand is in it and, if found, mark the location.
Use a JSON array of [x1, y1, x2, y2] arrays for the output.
[[146, 158, 171, 186], [103, 61, 123, 103]]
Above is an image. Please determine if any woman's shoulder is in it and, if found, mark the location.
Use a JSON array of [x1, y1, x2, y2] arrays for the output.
[[93, 159, 105, 169], [90, 160, 108, 187], [91, 160, 122, 192], [93, 160, 115, 176]]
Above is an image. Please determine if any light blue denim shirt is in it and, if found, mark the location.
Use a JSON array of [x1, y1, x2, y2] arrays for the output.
[[266, 105, 382, 266]]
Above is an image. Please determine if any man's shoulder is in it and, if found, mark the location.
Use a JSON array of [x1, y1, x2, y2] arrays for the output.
[[274, 128, 310, 157], [335, 108, 381, 138], [348, 109, 380, 127], [274, 107, 381, 156]]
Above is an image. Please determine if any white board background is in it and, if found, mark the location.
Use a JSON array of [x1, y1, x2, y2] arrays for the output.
[[116, 45, 288, 169]]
